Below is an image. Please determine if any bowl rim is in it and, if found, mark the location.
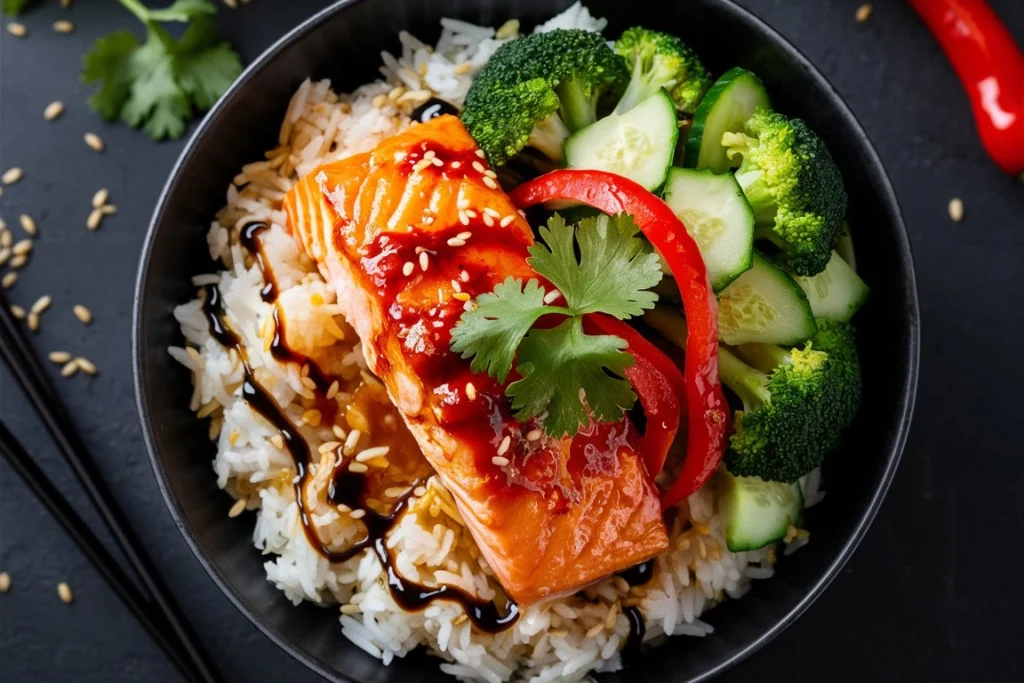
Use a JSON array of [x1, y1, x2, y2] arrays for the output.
[[132, 1, 921, 681]]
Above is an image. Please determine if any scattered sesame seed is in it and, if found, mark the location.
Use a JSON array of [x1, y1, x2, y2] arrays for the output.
[[492, 456, 510, 467], [384, 486, 408, 498], [482, 214, 494, 227], [447, 237, 466, 247], [0, 572, 10, 593], [49, 351, 72, 363], [465, 382, 477, 400], [27, 312, 39, 331], [543, 289, 562, 305], [12, 240, 32, 256], [482, 176, 499, 190], [497, 435, 511, 456], [87, 209, 103, 230], [349, 508, 367, 518], [458, 211, 470, 226], [464, 209, 477, 218], [413, 158, 432, 173], [356, 446, 390, 462], [53, 20, 74, 34], [44, 101, 65, 121], [2, 167, 23, 184], [460, 270, 470, 283], [451, 279, 462, 293], [456, 230, 471, 240], [92, 188, 110, 209], [472, 161, 486, 174], [431, 157, 443, 167], [84, 133, 105, 152], [402, 261, 415, 276], [31, 295, 52, 314], [475, 149, 486, 159], [10, 305, 25, 319], [343, 428, 362, 455], [457, 198, 470, 210], [0, 250, 8, 268], [19, 214, 36, 236], [61, 360, 79, 377], [300, 376, 317, 390], [948, 197, 964, 222], [57, 582, 73, 604], [419, 251, 429, 272], [372, 94, 388, 108], [423, 150, 436, 160], [463, 300, 476, 312], [10, 254, 27, 269], [100, 205, 117, 215], [453, 292, 471, 302], [75, 357, 97, 375], [526, 429, 542, 442], [450, 161, 462, 169], [483, 208, 500, 219], [73, 305, 92, 324], [228, 499, 247, 518], [348, 463, 369, 474], [318, 441, 342, 455], [7, 22, 27, 38], [483, 170, 497, 179], [326, 380, 340, 399], [855, 3, 873, 23], [499, 215, 515, 228]]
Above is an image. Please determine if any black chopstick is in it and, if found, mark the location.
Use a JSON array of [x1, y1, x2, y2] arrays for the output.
[[0, 290, 223, 683], [0, 422, 209, 683]]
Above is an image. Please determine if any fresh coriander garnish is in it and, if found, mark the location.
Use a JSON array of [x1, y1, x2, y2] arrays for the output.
[[3, 0, 36, 17], [450, 213, 663, 438], [81, 0, 242, 140]]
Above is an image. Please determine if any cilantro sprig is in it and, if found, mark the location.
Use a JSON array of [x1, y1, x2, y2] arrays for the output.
[[3, 0, 36, 17], [82, 0, 243, 140], [450, 213, 663, 438]]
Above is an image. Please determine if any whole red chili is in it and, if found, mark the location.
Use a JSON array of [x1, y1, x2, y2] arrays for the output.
[[908, 0, 1024, 177], [511, 170, 728, 508]]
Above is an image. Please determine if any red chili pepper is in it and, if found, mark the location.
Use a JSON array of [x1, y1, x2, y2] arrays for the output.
[[584, 314, 685, 478], [908, 0, 1024, 177], [511, 170, 728, 508]]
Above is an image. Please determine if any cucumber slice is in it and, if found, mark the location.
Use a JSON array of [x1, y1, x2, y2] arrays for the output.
[[662, 167, 754, 291], [835, 222, 857, 272], [565, 89, 678, 191], [789, 250, 869, 322], [718, 469, 804, 552], [718, 251, 817, 346], [684, 67, 771, 173]]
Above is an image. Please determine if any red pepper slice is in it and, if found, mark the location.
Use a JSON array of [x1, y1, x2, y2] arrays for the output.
[[584, 313, 685, 478], [908, 0, 1024, 176], [511, 170, 728, 508]]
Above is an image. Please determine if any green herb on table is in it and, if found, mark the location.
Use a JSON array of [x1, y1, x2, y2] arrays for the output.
[[450, 213, 663, 438], [2, 0, 36, 17], [82, 0, 243, 140]]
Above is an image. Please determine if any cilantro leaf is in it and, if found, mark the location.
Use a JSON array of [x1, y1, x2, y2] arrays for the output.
[[529, 213, 663, 319], [147, 0, 217, 22], [175, 16, 244, 110], [507, 317, 636, 437], [119, 27, 192, 139], [450, 277, 566, 383], [3, 0, 36, 17], [83, 30, 140, 120]]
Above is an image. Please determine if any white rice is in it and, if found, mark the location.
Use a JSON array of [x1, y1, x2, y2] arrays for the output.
[[170, 5, 814, 681]]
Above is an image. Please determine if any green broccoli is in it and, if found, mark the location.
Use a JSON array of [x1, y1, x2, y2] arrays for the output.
[[718, 319, 861, 482], [461, 29, 628, 165], [722, 110, 847, 276], [613, 27, 711, 114]]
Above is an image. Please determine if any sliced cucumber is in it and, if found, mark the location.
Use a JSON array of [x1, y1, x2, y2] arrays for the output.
[[684, 67, 771, 173], [565, 89, 678, 191], [662, 168, 754, 291], [718, 468, 804, 552], [789, 250, 869, 322], [717, 251, 817, 346], [835, 222, 857, 272]]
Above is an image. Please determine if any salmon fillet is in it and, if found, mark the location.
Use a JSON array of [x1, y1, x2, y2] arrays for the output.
[[284, 115, 668, 606]]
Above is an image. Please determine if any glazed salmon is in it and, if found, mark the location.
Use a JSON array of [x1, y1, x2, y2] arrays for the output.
[[284, 115, 668, 606]]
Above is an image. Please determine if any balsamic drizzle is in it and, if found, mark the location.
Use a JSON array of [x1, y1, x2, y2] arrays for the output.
[[411, 98, 459, 124], [618, 560, 655, 588], [622, 605, 646, 660], [200, 227, 520, 633]]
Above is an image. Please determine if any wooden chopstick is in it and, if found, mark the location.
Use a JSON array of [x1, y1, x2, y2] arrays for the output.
[[0, 422, 211, 683], [0, 290, 223, 683]]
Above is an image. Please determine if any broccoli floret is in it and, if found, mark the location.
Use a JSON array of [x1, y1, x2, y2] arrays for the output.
[[462, 29, 628, 165], [613, 27, 711, 114], [718, 319, 861, 483], [722, 110, 847, 276]]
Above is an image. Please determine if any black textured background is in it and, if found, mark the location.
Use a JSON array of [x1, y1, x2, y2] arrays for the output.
[[1, 1, 1022, 681]]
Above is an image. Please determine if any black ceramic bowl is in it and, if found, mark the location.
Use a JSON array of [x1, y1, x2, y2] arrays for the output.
[[134, 1, 920, 681]]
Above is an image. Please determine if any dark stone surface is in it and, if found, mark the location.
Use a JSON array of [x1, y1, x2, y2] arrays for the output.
[[1, 1, 1021, 681]]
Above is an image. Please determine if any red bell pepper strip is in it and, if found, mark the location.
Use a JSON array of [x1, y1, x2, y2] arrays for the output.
[[511, 170, 728, 508], [908, 0, 1024, 177], [584, 313, 685, 478]]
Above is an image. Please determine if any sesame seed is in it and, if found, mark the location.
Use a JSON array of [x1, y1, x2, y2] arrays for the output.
[[0, 250, 8, 268], [457, 198, 470, 209], [483, 208, 501, 218], [472, 161, 486, 173], [431, 157, 443, 167], [49, 351, 72, 363], [543, 289, 562, 305], [61, 360, 78, 377], [27, 312, 39, 331], [452, 292, 471, 302], [348, 463, 369, 474], [463, 300, 476, 312], [318, 441, 342, 455], [355, 446, 390, 462], [458, 211, 470, 226], [482, 214, 494, 227], [0, 572, 10, 593], [326, 380, 340, 399], [7, 23, 27, 38], [457, 231, 472, 240], [44, 101, 64, 121], [87, 209, 103, 231], [12, 240, 32, 256], [53, 20, 74, 34], [31, 295, 52, 314], [413, 158, 432, 173], [465, 382, 477, 400], [451, 279, 462, 293], [92, 188, 110, 208], [84, 133, 105, 152], [482, 176, 499, 190], [460, 270, 470, 283], [19, 214, 36, 236], [57, 582, 73, 604], [447, 237, 466, 247], [271, 434, 285, 449], [10, 305, 25, 319], [73, 305, 92, 324], [499, 215, 515, 228], [526, 429, 542, 442], [372, 94, 388, 108], [300, 376, 317, 390], [948, 197, 964, 222], [423, 150, 436, 160], [855, 3, 873, 22], [349, 508, 367, 518], [10, 254, 27, 269], [228, 499, 247, 518], [483, 170, 497, 179], [475, 149, 486, 159], [101, 205, 118, 215], [419, 251, 429, 271], [384, 486, 408, 498], [343, 428, 362, 455], [402, 261, 415, 276], [492, 456, 510, 467], [75, 357, 97, 375], [450, 161, 461, 169], [2, 167, 23, 184], [497, 435, 511, 456]]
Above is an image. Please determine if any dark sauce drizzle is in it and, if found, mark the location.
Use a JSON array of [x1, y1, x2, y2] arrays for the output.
[[618, 560, 655, 588], [411, 98, 459, 124], [622, 605, 646, 660], [201, 228, 520, 633]]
